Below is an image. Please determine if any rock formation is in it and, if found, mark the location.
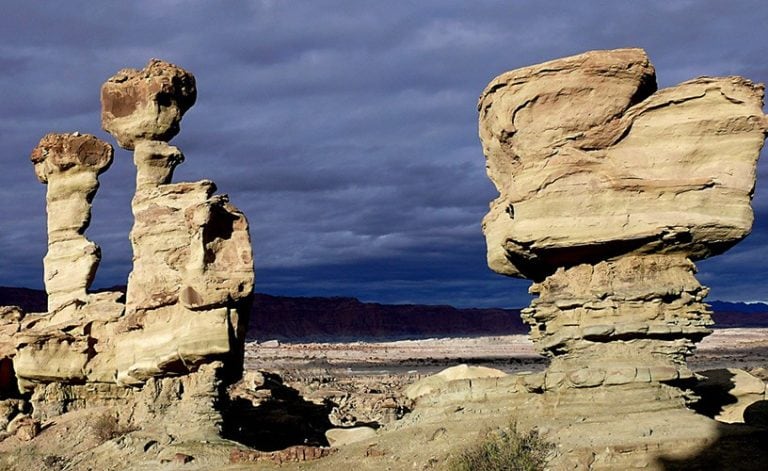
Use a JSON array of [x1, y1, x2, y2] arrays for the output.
[[0, 59, 254, 446], [473, 47, 767, 466], [30, 133, 113, 312], [478, 48, 766, 393], [101, 59, 254, 386]]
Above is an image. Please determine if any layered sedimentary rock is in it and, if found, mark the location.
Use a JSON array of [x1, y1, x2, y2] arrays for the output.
[[478, 48, 767, 390], [29, 133, 113, 312], [0, 59, 253, 446], [100, 59, 254, 386]]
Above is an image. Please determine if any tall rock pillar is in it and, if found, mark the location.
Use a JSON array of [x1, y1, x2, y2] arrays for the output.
[[30, 133, 113, 312], [101, 59, 254, 385]]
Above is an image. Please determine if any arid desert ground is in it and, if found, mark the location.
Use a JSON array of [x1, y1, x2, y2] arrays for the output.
[[247, 328, 768, 377]]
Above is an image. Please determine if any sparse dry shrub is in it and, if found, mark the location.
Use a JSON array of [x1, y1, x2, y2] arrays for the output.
[[447, 422, 553, 471], [42, 455, 66, 470], [92, 412, 134, 442]]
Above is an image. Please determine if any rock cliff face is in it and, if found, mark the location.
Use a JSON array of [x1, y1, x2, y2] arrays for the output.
[[0, 59, 254, 443], [479, 48, 766, 391]]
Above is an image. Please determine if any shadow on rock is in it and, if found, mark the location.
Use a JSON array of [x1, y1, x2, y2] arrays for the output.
[[690, 369, 738, 419], [222, 372, 333, 451], [657, 423, 768, 470], [659, 369, 768, 470]]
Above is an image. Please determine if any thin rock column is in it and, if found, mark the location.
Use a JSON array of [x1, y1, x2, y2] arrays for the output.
[[30, 133, 113, 312]]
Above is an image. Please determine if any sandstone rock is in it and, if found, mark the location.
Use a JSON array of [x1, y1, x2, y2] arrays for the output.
[[29, 133, 113, 312], [0, 307, 23, 396], [478, 49, 766, 395], [101, 59, 196, 149], [1, 59, 254, 455], [479, 48, 766, 279], [325, 426, 377, 446], [404, 364, 507, 400], [100, 59, 253, 385], [0, 399, 26, 431], [7, 414, 39, 441], [12, 291, 125, 391], [475, 48, 767, 468]]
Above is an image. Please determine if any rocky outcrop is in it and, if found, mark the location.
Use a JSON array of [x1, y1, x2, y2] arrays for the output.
[[474, 48, 767, 467], [479, 48, 766, 390], [0, 59, 254, 446], [101, 59, 254, 386], [404, 364, 507, 400]]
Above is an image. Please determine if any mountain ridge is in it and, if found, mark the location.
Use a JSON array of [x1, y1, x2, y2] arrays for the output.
[[1, 286, 766, 341]]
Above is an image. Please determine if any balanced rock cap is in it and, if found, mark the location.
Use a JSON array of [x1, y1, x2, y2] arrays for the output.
[[30, 132, 113, 184], [478, 48, 767, 280], [101, 59, 197, 150]]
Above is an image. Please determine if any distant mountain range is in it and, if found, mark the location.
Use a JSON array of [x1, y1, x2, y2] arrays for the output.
[[1, 286, 767, 341], [250, 293, 525, 341]]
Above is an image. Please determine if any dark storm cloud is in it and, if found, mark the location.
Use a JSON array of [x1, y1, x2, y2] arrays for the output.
[[1, 0, 766, 307]]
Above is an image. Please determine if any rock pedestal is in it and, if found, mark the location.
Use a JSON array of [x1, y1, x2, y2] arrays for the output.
[[100, 59, 254, 386], [0, 59, 254, 444], [479, 48, 766, 391], [527, 254, 712, 391], [477, 48, 767, 465]]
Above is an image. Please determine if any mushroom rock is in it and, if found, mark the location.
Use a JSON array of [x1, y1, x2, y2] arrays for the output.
[[15, 134, 123, 391], [479, 48, 766, 395], [101, 58, 196, 150], [469, 50, 768, 467], [2, 60, 253, 445], [100, 59, 254, 386], [29, 133, 113, 312]]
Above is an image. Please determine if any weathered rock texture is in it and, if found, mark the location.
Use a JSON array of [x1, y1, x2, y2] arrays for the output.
[[30, 133, 113, 312], [0, 59, 253, 446], [479, 48, 766, 389], [101, 58, 196, 150], [101, 59, 254, 386], [476, 48, 767, 467]]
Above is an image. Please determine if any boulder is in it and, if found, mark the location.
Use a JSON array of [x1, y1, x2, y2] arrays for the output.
[[404, 364, 507, 400], [479, 48, 766, 279], [325, 426, 377, 446], [101, 59, 196, 149]]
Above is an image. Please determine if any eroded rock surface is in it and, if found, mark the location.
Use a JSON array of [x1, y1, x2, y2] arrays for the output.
[[30, 133, 113, 312], [479, 48, 766, 279], [479, 48, 766, 386], [0, 59, 254, 453], [101, 59, 196, 150], [474, 48, 767, 467], [100, 59, 254, 386]]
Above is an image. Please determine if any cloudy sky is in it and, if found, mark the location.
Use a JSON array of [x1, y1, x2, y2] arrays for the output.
[[0, 1, 766, 308]]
